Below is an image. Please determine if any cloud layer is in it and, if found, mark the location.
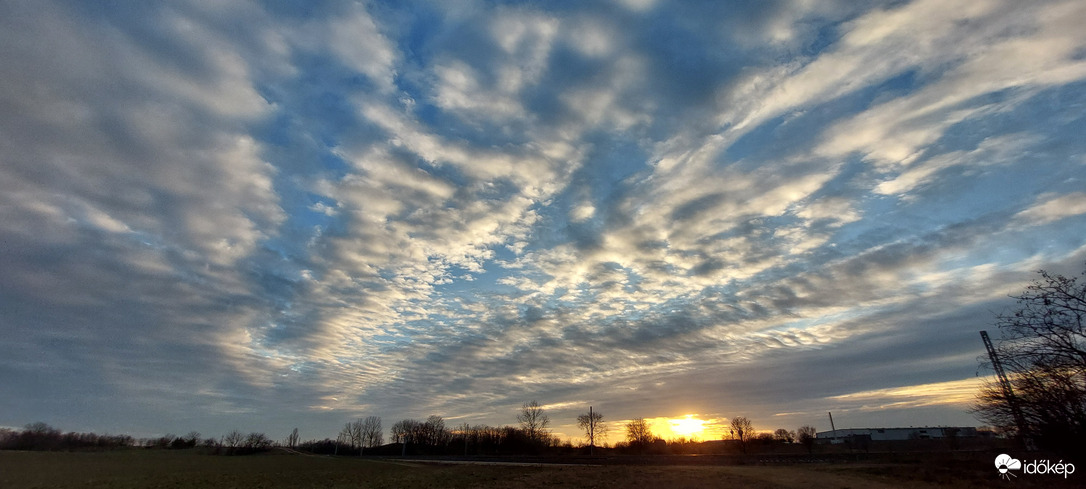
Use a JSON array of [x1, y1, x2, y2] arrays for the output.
[[2, 0, 1085, 439]]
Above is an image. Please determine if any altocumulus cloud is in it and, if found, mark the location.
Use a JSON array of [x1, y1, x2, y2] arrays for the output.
[[1, 0, 1085, 439]]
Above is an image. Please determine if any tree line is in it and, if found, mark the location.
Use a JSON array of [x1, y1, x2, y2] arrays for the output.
[[0, 422, 274, 455], [0, 422, 133, 451], [3, 402, 819, 457]]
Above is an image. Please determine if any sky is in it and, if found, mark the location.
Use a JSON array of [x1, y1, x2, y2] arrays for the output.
[[2, 0, 1086, 443]]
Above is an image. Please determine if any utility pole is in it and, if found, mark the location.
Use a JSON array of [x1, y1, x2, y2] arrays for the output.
[[589, 406, 595, 455], [980, 330, 1031, 449], [827, 411, 837, 442]]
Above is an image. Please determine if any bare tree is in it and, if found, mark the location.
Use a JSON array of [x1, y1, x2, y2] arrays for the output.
[[183, 431, 201, 447], [796, 425, 817, 454], [624, 417, 654, 447], [287, 427, 299, 449], [974, 265, 1086, 453], [360, 416, 383, 453], [773, 428, 794, 443], [423, 415, 449, 447], [730, 416, 753, 452], [577, 407, 606, 453], [244, 432, 271, 451], [390, 419, 419, 445], [223, 430, 244, 452], [341, 420, 363, 452], [455, 422, 471, 456], [516, 401, 550, 443]]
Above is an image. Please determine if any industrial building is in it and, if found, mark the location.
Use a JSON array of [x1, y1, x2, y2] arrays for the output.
[[816, 427, 979, 443]]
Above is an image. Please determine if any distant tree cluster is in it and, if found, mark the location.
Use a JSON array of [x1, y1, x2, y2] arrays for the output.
[[390, 415, 450, 450], [0, 422, 133, 451], [379, 406, 563, 456], [141, 429, 273, 455]]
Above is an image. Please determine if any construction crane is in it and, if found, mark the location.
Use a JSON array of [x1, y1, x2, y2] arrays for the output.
[[980, 330, 1031, 449]]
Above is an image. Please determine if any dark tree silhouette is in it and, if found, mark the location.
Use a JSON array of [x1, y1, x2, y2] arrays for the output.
[[0, 423, 133, 451], [797, 425, 817, 454], [577, 407, 606, 453], [223, 430, 244, 449], [287, 427, 300, 449], [974, 264, 1086, 454], [390, 419, 418, 445], [340, 421, 359, 453], [243, 432, 271, 451], [390, 416, 449, 454], [730, 416, 753, 452], [625, 417, 653, 447], [360, 416, 383, 453], [516, 401, 550, 444]]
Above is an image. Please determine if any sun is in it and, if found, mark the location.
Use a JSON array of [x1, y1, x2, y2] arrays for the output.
[[668, 415, 706, 438]]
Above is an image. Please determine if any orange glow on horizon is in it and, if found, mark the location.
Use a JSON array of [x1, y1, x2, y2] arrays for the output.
[[668, 415, 706, 437], [638, 414, 721, 441]]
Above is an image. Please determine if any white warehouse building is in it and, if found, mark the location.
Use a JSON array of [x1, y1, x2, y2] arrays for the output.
[[816, 427, 978, 442]]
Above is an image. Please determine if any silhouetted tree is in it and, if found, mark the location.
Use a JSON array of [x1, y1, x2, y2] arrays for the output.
[[222, 430, 244, 452], [341, 420, 363, 453], [390, 419, 418, 445], [235, 432, 271, 453], [773, 428, 795, 443], [625, 417, 654, 449], [423, 415, 449, 447], [730, 416, 753, 452], [0, 428, 15, 449], [360, 416, 383, 453], [517, 401, 550, 444], [577, 407, 606, 453], [19, 422, 62, 450], [974, 264, 1086, 454], [153, 434, 176, 449], [797, 425, 817, 454], [287, 427, 300, 449]]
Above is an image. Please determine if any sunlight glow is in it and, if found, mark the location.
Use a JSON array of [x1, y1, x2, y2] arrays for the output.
[[668, 415, 706, 438]]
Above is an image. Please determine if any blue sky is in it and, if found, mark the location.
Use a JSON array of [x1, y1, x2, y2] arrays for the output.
[[2, 0, 1086, 442]]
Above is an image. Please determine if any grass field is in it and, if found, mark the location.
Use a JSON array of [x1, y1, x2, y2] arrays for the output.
[[0, 449, 1079, 488]]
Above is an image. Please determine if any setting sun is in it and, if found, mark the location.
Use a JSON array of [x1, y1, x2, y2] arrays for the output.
[[668, 415, 706, 438]]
